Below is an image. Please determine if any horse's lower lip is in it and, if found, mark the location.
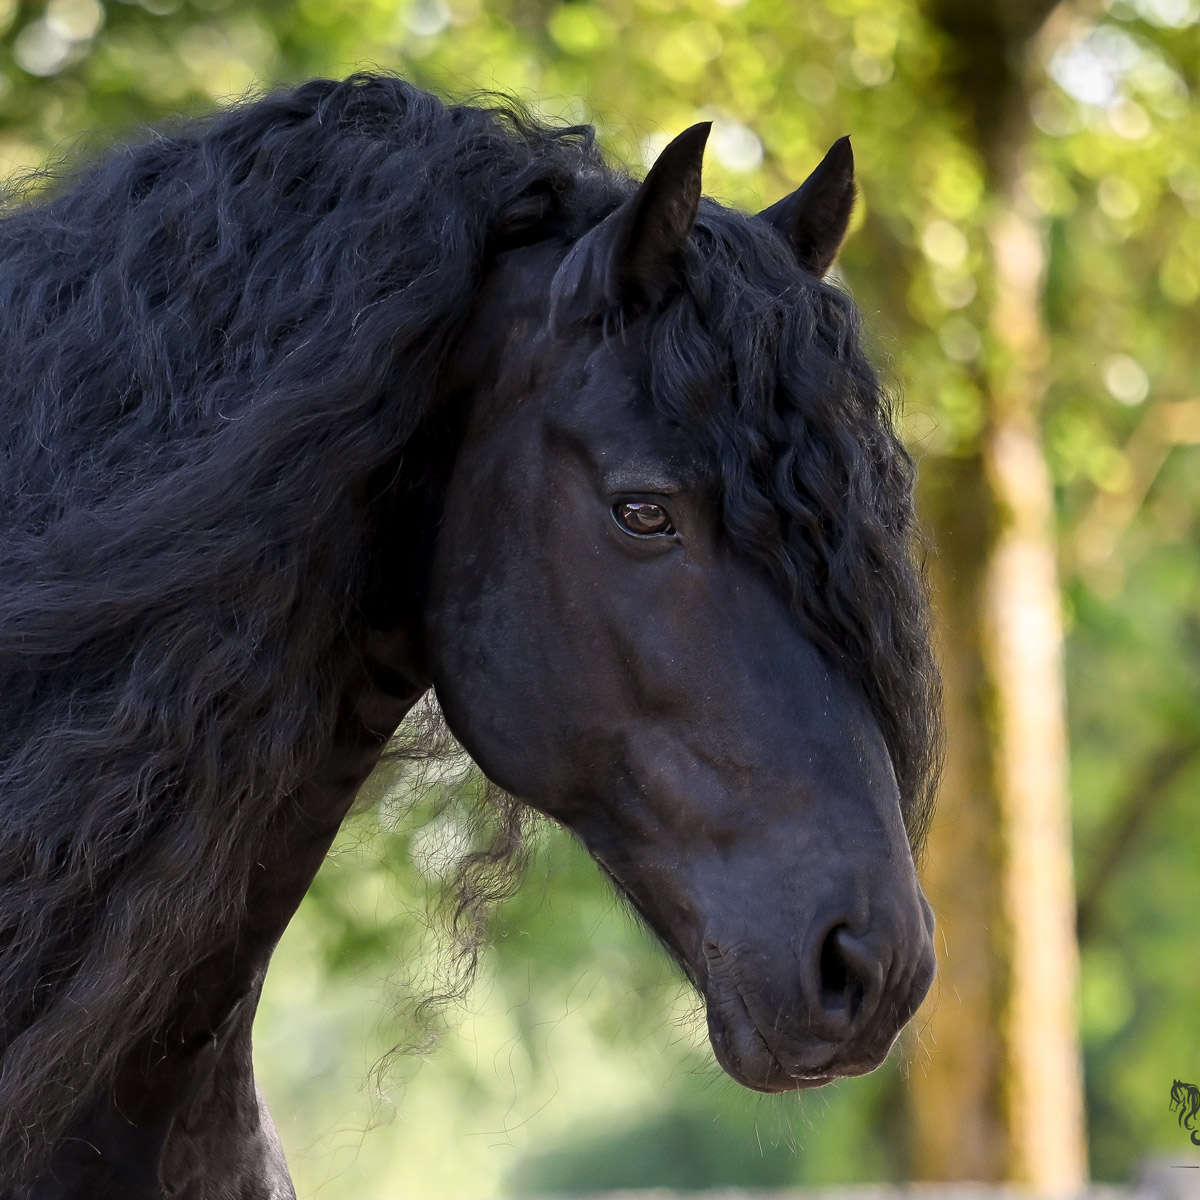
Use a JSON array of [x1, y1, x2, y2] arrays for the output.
[[708, 1025, 840, 1093], [735, 1068, 837, 1094], [705, 989, 846, 1092], [709, 1008, 878, 1092]]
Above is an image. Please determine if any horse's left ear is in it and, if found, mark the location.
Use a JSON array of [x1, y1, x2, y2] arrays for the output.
[[599, 121, 711, 309], [759, 136, 856, 277]]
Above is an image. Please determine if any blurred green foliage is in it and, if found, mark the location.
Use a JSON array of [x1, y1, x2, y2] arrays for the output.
[[2, 0, 1198, 1193]]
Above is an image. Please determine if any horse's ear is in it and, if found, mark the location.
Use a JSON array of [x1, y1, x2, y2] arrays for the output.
[[759, 136, 855, 277], [599, 121, 710, 309]]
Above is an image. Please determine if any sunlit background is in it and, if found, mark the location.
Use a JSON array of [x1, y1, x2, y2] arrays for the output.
[[2, 0, 1198, 1196]]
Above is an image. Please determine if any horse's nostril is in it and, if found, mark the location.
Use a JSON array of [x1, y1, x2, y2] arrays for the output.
[[817, 925, 868, 1026]]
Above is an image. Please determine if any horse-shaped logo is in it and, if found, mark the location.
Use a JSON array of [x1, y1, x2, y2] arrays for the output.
[[1170, 1079, 1200, 1145]]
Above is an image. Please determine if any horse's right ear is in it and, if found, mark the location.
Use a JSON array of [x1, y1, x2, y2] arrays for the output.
[[759, 136, 856, 277], [554, 123, 709, 322]]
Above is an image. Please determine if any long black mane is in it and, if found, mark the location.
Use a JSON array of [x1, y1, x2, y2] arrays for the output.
[[0, 73, 937, 1182]]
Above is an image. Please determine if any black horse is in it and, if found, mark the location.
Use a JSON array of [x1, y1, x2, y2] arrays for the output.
[[0, 75, 939, 1198]]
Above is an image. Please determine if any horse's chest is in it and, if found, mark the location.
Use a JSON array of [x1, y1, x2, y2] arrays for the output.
[[27, 633, 427, 1199]]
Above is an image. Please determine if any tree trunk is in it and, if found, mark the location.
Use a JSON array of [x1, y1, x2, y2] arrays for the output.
[[908, 1, 1087, 1191], [983, 188, 1087, 1191], [911, 456, 1009, 1182]]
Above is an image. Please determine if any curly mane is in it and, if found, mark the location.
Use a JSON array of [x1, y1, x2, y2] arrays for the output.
[[0, 74, 606, 1183], [0, 72, 938, 1183]]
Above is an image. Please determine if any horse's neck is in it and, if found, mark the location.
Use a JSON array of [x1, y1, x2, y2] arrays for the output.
[[24, 628, 427, 1200]]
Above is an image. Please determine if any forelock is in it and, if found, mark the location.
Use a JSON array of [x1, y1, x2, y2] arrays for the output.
[[642, 204, 941, 845]]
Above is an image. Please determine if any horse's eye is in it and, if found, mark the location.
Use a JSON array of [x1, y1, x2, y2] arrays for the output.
[[614, 500, 675, 537]]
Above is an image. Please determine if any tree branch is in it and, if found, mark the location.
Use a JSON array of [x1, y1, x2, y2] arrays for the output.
[[1075, 732, 1200, 942], [1069, 399, 1200, 580]]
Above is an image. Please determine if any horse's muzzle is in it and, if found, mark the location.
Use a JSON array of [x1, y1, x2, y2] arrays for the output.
[[699, 902, 937, 1093]]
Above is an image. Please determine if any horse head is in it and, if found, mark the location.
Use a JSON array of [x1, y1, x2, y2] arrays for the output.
[[423, 126, 938, 1091]]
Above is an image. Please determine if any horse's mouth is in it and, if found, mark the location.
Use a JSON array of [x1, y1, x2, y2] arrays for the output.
[[700, 947, 892, 1093], [705, 994, 838, 1093]]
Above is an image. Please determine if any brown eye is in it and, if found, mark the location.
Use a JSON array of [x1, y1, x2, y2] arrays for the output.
[[614, 500, 675, 537]]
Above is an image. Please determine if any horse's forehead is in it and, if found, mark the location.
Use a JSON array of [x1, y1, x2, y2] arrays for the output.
[[475, 256, 710, 484], [540, 339, 706, 481]]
